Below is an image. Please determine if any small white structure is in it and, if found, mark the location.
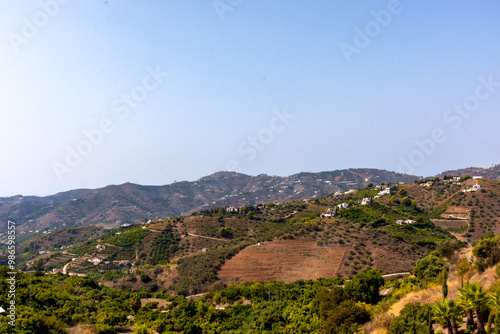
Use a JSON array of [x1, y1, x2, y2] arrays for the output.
[[321, 208, 337, 218], [226, 206, 238, 212], [337, 202, 349, 209], [360, 198, 371, 206], [463, 183, 482, 192], [378, 187, 391, 196], [396, 219, 415, 225]]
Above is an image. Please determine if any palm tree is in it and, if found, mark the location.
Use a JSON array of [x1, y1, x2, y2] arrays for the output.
[[457, 293, 475, 330], [459, 283, 489, 334], [487, 290, 500, 334], [432, 299, 463, 334]]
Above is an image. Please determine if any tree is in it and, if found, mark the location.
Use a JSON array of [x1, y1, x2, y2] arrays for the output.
[[131, 297, 142, 314], [487, 289, 500, 334], [218, 227, 232, 238], [344, 270, 384, 304], [436, 240, 459, 259], [321, 300, 370, 334], [399, 188, 408, 197], [140, 273, 152, 283], [442, 269, 448, 299], [432, 299, 463, 334], [456, 258, 472, 287], [401, 196, 411, 207], [459, 283, 489, 334], [413, 252, 448, 280], [387, 302, 433, 334], [473, 235, 500, 268]]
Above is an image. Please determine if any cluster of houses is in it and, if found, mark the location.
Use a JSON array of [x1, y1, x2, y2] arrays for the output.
[[321, 197, 371, 218], [87, 256, 131, 266]]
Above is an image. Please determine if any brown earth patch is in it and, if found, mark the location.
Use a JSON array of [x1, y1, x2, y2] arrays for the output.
[[218, 239, 347, 283], [432, 219, 469, 230]]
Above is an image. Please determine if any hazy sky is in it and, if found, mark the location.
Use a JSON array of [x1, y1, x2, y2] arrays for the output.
[[1, 0, 499, 197]]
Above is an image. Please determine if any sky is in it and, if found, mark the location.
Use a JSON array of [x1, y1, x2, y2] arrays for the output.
[[1, 0, 499, 197]]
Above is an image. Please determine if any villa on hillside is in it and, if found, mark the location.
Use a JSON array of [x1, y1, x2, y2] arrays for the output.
[[396, 219, 416, 225], [226, 206, 238, 212], [360, 198, 371, 206], [337, 202, 349, 210], [463, 183, 482, 192], [374, 187, 391, 198], [321, 208, 337, 218]]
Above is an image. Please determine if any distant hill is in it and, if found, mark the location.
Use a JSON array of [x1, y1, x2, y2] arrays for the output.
[[0, 168, 417, 233], [436, 164, 500, 180]]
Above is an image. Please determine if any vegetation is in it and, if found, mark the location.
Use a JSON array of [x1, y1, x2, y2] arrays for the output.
[[3, 177, 500, 332]]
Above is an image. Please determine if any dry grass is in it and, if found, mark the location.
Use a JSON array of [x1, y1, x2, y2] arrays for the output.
[[367, 253, 499, 333]]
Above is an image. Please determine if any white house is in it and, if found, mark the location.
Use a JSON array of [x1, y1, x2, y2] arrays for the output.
[[360, 198, 371, 206], [463, 183, 482, 192], [321, 208, 337, 218], [378, 187, 391, 196], [337, 202, 349, 209], [396, 219, 415, 225]]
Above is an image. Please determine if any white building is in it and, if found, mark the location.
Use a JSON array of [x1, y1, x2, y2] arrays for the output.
[[360, 198, 371, 206]]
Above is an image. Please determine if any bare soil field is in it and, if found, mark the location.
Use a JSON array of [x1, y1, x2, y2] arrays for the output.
[[218, 239, 347, 283], [432, 219, 469, 230]]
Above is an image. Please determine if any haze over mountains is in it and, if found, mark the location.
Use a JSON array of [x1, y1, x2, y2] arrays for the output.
[[2, 165, 499, 233]]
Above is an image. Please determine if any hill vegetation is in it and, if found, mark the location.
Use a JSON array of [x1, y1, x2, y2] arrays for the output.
[[1, 172, 500, 332]]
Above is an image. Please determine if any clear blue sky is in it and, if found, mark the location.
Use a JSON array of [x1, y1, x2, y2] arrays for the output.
[[1, 0, 499, 196]]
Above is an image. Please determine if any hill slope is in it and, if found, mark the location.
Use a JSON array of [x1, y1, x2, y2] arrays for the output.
[[0, 168, 417, 233]]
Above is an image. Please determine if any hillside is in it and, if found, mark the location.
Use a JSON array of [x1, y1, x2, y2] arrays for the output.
[[4, 179, 466, 295], [2, 175, 500, 333], [436, 163, 500, 180], [0, 168, 418, 234]]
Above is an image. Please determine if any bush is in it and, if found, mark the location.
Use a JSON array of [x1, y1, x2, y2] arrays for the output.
[[436, 240, 459, 259], [413, 252, 447, 280], [344, 270, 385, 304], [321, 300, 370, 334], [97, 324, 117, 334], [387, 302, 433, 334], [140, 273, 152, 283]]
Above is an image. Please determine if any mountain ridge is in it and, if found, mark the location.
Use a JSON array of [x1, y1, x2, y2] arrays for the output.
[[2, 165, 500, 233]]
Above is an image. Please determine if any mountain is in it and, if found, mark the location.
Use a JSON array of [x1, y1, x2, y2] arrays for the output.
[[0, 168, 417, 233]]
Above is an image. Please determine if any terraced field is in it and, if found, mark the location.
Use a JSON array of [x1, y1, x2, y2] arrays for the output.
[[218, 239, 347, 283]]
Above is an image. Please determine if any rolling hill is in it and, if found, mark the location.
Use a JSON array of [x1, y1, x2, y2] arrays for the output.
[[0, 168, 418, 233]]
